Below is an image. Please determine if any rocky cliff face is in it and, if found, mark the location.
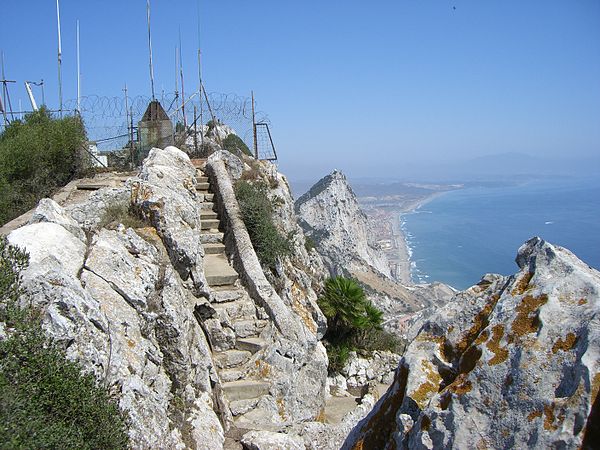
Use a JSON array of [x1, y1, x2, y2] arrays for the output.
[[342, 237, 600, 449], [295, 170, 455, 331], [295, 170, 391, 278]]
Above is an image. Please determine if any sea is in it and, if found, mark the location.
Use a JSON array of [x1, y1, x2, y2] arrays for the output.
[[401, 177, 600, 291]]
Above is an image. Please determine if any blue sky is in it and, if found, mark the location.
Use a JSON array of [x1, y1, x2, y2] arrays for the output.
[[1, 1, 599, 182]]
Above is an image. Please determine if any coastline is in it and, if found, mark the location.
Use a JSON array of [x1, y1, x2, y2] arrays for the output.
[[364, 191, 448, 285], [392, 193, 445, 284]]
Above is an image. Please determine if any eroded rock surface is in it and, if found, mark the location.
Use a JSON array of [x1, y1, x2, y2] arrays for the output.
[[343, 237, 600, 449], [295, 170, 391, 278]]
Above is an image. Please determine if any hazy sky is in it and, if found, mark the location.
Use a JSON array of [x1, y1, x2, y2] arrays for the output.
[[1, 1, 599, 182]]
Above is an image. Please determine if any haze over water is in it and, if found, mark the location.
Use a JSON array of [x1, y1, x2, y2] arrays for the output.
[[402, 177, 600, 290]]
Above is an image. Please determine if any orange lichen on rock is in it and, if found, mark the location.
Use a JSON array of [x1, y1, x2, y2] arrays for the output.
[[528, 410, 542, 422], [486, 324, 509, 365], [453, 294, 500, 360], [353, 365, 409, 450], [474, 329, 489, 345], [411, 360, 443, 409], [511, 272, 534, 296], [591, 373, 600, 401], [578, 298, 587, 305], [444, 373, 473, 395], [551, 332, 578, 354], [511, 294, 548, 338], [351, 440, 364, 450], [543, 404, 557, 431]]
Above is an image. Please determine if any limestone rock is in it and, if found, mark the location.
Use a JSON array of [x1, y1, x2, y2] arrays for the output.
[[8, 222, 86, 278], [295, 170, 391, 278], [131, 146, 208, 295], [343, 237, 600, 449], [241, 430, 305, 450], [6, 155, 223, 448], [342, 351, 401, 388], [29, 198, 86, 241]]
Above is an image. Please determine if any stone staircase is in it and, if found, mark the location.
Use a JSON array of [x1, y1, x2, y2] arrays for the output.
[[193, 161, 275, 444]]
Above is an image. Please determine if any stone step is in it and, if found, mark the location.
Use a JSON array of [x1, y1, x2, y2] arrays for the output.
[[196, 176, 209, 183], [232, 320, 268, 338], [219, 368, 245, 383], [236, 337, 267, 354], [196, 182, 210, 191], [200, 210, 218, 220], [201, 219, 220, 230], [204, 193, 214, 202], [214, 349, 252, 369], [211, 289, 245, 303], [200, 201, 215, 210], [229, 397, 261, 416], [191, 159, 207, 169], [205, 254, 238, 286], [203, 242, 226, 255], [222, 380, 270, 402], [212, 299, 256, 320], [200, 231, 224, 244]]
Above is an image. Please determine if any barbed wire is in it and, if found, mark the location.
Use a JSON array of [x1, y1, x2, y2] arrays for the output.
[[2, 91, 271, 153]]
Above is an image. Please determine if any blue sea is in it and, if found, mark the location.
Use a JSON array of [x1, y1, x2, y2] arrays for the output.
[[401, 177, 600, 290]]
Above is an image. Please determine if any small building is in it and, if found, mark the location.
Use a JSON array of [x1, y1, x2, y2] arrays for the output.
[[137, 100, 173, 164]]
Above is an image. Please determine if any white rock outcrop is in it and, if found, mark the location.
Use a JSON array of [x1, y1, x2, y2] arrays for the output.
[[6, 148, 225, 448], [342, 237, 600, 449], [295, 170, 391, 278]]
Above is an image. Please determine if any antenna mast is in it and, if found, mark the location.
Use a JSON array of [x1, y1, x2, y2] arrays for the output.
[[56, 0, 63, 117], [76, 19, 81, 114], [146, 0, 156, 100], [197, 0, 203, 146], [179, 28, 186, 128]]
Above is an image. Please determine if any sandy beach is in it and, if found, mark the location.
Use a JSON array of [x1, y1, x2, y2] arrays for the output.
[[363, 192, 445, 285]]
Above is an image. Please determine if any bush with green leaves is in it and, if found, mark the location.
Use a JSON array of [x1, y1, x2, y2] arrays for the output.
[[318, 276, 402, 373], [223, 133, 251, 156], [0, 237, 129, 449], [234, 180, 291, 270], [0, 107, 87, 225]]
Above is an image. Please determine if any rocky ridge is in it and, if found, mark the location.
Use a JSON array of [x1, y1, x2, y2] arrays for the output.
[[295, 170, 455, 332], [295, 170, 391, 278], [342, 237, 600, 449], [4, 147, 332, 448]]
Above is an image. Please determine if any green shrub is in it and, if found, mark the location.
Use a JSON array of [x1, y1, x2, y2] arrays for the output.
[[0, 237, 129, 449], [234, 180, 291, 270], [318, 276, 398, 374], [223, 133, 251, 156], [325, 343, 352, 374], [0, 107, 87, 225], [304, 235, 316, 252]]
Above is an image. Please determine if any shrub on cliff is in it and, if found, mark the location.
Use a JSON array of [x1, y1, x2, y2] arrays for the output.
[[234, 180, 291, 270], [0, 107, 87, 225], [223, 133, 251, 157], [0, 237, 129, 449], [318, 276, 401, 373]]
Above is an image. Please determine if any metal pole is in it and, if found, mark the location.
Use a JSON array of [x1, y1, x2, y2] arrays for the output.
[[56, 0, 63, 117], [193, 104, 198, 154], [201, 84, 222, 147], [179, 28, 186, 129], [76, 19, 81, 114], [146, 0, 155, 100], [1, 51, 7, 124], [41, 79, 45, 106], [197, 0, 204, 147], [252, 91, 258, 159], [130, 106, 135, 167]]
